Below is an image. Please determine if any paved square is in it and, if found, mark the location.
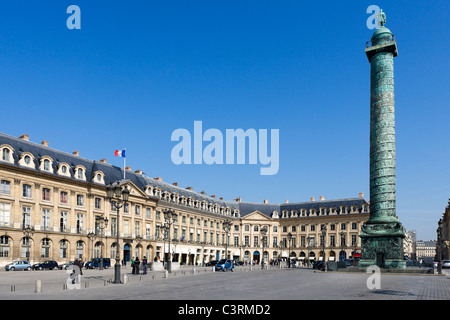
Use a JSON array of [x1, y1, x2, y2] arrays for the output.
[[1, 266, 449, 301]]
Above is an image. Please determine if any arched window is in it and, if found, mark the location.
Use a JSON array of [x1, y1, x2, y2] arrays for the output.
[[41, 238, 51, 258], [76, 241, 84, 259], [60, 240, 68, 258]]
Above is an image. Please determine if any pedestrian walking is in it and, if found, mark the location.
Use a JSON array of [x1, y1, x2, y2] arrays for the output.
[[142, 256, 148, 275], [74, 258, 83, 275], [134, 257, 140, 275]]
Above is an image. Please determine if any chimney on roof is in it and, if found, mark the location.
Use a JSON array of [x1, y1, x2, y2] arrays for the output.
[[285, 199, 289, 203], [220, 197, 223, 200], [100, 159, 107, 163], [41, 140, 48, 147], [125, 166, 132, 171], [264, 199, 268, 204], [173, 182, 178, 186], [200, 191, 206, 195], [359, 192, 364, 198], [73, 150, 79, 156], [19, 134, 29, 141], [235, 197, 241, 202], [186, 187, 193, 191], [320, 196, 325, 201], [211, 195, 215, 198], [154, 177, 162, 181], [135, 170, 143, 174], [311, 197, 315, 202]]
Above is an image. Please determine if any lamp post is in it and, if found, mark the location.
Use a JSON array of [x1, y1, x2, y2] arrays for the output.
[[106, 182, 130, 284], [163, 208, 178, 272], [223, 220, 232, 260], [437, 219, 443, 275], [96, 216, 109, 270], [287, 232, 292, 268], [321, 225, 327, 272], [261, 226, 267, 269], [22, 226, 34, 262], [340, 231, 345, 262], [87, 231, 95, 261]]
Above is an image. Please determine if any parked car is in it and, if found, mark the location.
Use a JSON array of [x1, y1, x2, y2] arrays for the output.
[[58, 261, 75, 270], [85, 258, 111, 269], [5, 260, 32, 271], [235, 261, 244, 266], [205, 260, 218, 267], [442, 260, 450, 268], [215, 259, 234, 272], [313, 261, 326, 271], [32, 260, 59, 270]]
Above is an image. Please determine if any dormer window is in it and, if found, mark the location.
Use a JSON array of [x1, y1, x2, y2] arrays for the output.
[[39, 157, 53, 172], [18, 153, 35, 169], [74, 166, 86, 181], [93, 171, 105, 184], [0, 145, 14, 164], [2, 149, 10, 161]]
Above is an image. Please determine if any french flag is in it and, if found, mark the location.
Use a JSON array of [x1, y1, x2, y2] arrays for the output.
[[114, 149, 126, 157]]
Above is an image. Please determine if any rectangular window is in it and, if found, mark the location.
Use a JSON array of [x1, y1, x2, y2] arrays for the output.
[[0, 203, 11, 227], [60, 211, 68, 232], [42, 208, 51, 230], [42, 188, 51, 201], [95, 197, 101, 209], [146, 208, 151, 218], [60, 191, 68, 204], [76, 195, 84, 207], [124, 220, 129, 236], [76, 214, 84, 234], [22, 206, 31, 228], [111, 218, 117, 236], [22, 184, 32, 198], [146, 223, 151, 238], [135, 205, 140, 215], [0, 180, 10, 194], [254, 235, 260, 246], [135, 221, 140, 236]]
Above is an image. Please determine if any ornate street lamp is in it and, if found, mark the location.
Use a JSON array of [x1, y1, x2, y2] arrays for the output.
[[223, 219, 232, 260], [437, 219, 443, 274], [106, 182, 130, 284], [95, 216, 109, 270], [321, 225, 327, 272], [22, 226, 34, 262], [261, 226, 268, 269], [163, 208, 178, 272], [87, 231, 96, 261], [287, 232, 292, 268]]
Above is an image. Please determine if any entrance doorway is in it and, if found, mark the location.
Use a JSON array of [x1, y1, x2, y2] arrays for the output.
[[123, 244, 131, 265]]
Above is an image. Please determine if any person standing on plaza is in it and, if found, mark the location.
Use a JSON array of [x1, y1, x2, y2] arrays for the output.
[[134, 257, 140, 275], [142, 256, 148, 275], [131, 256, 135, 274]]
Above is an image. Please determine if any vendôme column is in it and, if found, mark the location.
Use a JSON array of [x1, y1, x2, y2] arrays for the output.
[[359, 10, 406, 269]]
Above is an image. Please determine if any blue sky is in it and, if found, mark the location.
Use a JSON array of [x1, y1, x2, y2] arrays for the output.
[[0, 1, 448, 241]]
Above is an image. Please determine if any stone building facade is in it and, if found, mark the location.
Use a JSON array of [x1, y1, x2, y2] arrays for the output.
[[0, 132, 372, 267]]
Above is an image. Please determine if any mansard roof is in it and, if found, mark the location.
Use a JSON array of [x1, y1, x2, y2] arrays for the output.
[[0, 132, 369, 219]]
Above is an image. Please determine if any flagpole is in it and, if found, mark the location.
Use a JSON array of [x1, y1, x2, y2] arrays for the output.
[[123, 148, 126, 180]]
